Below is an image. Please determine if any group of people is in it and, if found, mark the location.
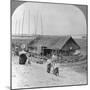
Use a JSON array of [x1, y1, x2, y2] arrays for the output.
[[47, 54, 59, 76], [16, 48, 59, 76]]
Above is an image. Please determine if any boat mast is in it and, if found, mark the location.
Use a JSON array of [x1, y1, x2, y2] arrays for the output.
[[28, 9, 30, 35], [41, 15, 43, 35], [34, 14, 38, 35], [18, 19, 21, 35], [15, 20, 17, 36], [22, 10, 25, 37]]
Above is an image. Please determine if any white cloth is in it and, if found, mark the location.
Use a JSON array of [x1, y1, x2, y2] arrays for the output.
[[52, 55, 57, 61], [54, 63, 60, 68], [47, 59, 52, 64], [19, 50, 27, 55], [74, 50, 81, 55]]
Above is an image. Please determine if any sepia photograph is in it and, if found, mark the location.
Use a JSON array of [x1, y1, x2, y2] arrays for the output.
[[11, 0, 88, 89]]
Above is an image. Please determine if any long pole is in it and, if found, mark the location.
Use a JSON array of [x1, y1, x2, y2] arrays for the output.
[[22, 11, 25, 37], [18, 19, 20, 35], [41, 15, 43, 35], [28, 9, 30, 35], [15, 20, 18, 36], [34, 15, 38, 35]]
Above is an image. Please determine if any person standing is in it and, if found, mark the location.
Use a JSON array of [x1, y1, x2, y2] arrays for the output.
[[26, 52, 31, 65], [53, 62, 59, 76], [46, 58, 52, 73], [52, 53, 58, 62], [19, 50, 27, 65], [51, 53, 60, 76]]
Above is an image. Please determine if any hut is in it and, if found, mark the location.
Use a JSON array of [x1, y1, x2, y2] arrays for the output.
[[28, 35, 80, 56], [27, 35, 59, 56], [49, 36, 80, 56]]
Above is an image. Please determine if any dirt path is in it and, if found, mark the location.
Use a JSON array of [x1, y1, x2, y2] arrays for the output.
[[12, 56, 87, 89]]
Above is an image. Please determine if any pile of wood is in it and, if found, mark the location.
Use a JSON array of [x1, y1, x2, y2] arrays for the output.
[[58, 55, 87, 63]]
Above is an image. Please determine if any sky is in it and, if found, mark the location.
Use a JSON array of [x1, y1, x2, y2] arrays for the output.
[[12, 2, 87, 36]]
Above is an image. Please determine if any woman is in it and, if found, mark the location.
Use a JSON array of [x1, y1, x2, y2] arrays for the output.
[[19, 53, 27, 65], [46, 58, 52, 73], [19, 50, 27, 65], [52, 54, 59, 76]]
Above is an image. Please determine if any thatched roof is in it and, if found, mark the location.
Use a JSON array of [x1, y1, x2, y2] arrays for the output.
[[49, 36, 71, 49], [28, 35, 71, 49]]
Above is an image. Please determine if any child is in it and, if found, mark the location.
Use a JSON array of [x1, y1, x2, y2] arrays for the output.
[[53, 63, 59, 76], [26, 53, 31, 65]]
